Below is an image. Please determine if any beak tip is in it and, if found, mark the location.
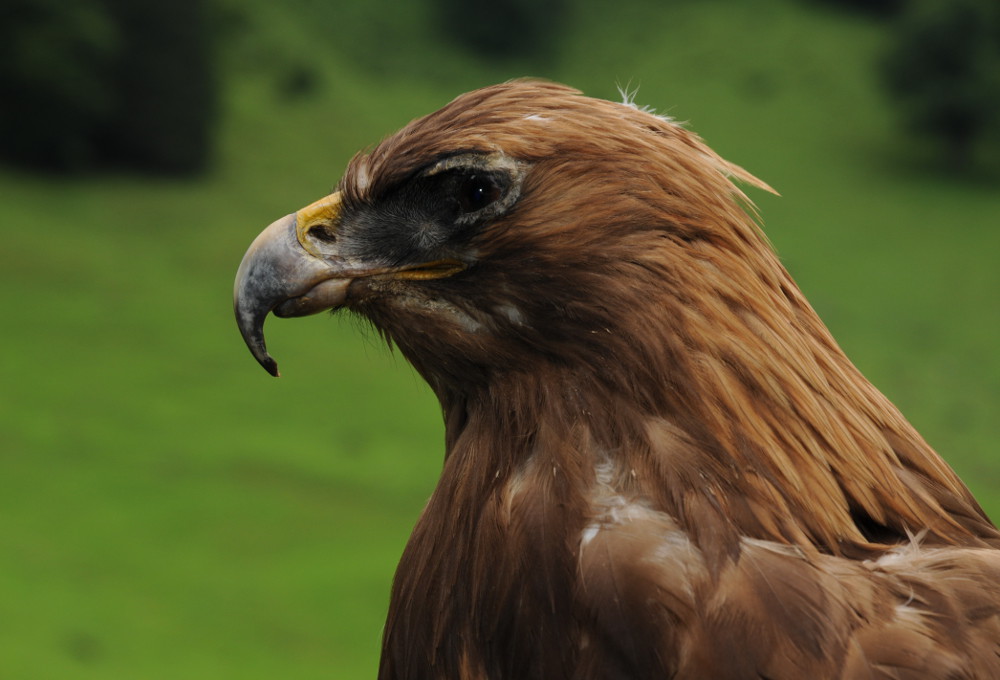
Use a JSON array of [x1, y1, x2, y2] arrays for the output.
[[247, 341, 281, 377], [263, 359, 281, 378]]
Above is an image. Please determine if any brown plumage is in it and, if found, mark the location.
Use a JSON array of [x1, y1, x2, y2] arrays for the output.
[[234, 80, 1000, 679]]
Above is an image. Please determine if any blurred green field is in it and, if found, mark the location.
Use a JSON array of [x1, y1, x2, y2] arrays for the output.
[[2, 0, 999, 677]]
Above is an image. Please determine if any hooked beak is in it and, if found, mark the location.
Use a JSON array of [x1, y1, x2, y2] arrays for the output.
[[233, 191, 464, 376], [233, 192, 352, 377]]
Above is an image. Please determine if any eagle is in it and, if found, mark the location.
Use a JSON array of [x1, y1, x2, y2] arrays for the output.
[[234, 81, 1000, 679]]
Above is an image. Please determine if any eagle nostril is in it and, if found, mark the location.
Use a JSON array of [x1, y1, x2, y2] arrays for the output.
[[307, 223, 338, 244], [294, 192, 343, 254]]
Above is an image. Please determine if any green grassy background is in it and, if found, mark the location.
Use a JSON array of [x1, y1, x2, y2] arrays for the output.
[[2, 0, 998, 677]]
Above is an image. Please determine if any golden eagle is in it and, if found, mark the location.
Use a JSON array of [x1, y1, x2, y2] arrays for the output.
[[234, 81, 1000, 679]]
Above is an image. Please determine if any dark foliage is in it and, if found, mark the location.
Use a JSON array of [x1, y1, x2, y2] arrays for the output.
[[432, 0, 568, 61], [807, 0, 903, 18], [100, 0, 217, 174], [881, 0, 1000, 171], [0, 0, 217, 174], [0, 0, 116, 170]]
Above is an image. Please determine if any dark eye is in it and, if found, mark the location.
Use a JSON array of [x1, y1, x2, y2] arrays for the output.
[[456, 174, 501, 214]]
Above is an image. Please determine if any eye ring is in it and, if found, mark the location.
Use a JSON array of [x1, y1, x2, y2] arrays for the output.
[[456, 174, 502, 214]]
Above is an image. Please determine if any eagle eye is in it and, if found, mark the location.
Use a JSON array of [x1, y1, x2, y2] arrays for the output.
[[456, 174, 502, 214]]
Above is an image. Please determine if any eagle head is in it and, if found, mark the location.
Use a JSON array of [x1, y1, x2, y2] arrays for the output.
[[234, 80, 772, 400]]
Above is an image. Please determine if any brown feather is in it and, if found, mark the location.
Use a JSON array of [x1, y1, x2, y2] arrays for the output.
[[291, 81, 1000, 678]]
